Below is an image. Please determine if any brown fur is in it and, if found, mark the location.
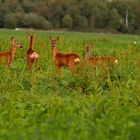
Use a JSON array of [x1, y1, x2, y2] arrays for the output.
[[0, 37, 23, 67], [50, 36, 80, 75], [26, 33, 39, 73], [85, 45, 118, 67]]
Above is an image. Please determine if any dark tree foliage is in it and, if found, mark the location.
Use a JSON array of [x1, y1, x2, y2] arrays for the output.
[[0, 0, 140, 34]]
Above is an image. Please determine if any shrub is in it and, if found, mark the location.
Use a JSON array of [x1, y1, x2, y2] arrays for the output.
[[22, 13, 52, 29], [62, 14, 73, 28], [4, 13, 17, 28]]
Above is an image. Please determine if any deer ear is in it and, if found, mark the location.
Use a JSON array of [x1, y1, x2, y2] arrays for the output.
[[26, 32, 30, 40], [83, 41, 86, 47], [26, 32, 30, 36], [10, 36, 17, 45], [49, 36, 52, 40], [32, 32, 34, 36], [11, 36, 15, 41], [56, 36, 59, 41], [84, 45, 87, 48], [91, 43, 94, 47]]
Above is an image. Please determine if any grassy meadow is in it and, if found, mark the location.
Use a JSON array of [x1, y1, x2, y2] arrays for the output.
[[0, 29, 140, 140]]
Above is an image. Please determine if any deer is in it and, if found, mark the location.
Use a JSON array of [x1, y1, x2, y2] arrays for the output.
[[85, 45, 118, 68], [26, 32, 39, 73], [49, 36, 80, 75], [0, 37, 23, 67]]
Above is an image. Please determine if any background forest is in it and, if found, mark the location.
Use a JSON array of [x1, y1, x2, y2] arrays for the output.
[[0, 0, 140, 34]]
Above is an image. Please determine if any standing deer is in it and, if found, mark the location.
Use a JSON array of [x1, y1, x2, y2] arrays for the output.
[[26, 32, 39, 73], [0, 37, 23, 67], [49, 36, 80, 75], [85, 45, 118, 67]]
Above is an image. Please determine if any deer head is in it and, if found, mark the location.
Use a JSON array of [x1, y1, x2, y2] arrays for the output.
[[9, 37, 23, 57], [84, 44, 95, 52], [49, 36, 59, 48], [10, 37, 23, 49], [26, 32, 34, 39]]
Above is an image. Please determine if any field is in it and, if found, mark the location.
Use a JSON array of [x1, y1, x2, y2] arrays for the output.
[[0, 29, 140, 140]]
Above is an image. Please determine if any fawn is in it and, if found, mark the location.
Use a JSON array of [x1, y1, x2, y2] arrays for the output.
[[49, 36, 80, 75], [0, 37, 23, 67], [26, 32, 39, 73], [85, 45, 118, 67]]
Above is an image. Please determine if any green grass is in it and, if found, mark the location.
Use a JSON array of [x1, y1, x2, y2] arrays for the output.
[[0, 29, 140, 140]]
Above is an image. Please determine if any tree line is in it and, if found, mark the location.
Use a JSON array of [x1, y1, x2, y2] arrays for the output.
[[0, 0, 140, 34]]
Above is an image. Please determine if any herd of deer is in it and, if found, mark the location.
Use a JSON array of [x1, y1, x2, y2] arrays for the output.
[[0, 32, 118, 75]]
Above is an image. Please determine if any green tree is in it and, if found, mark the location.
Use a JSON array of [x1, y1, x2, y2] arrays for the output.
[[48, 0, 66, 28], [0, 6, 6, 27], [72, 14, 88, 30], [21, 0, 36, 13], [36, 1, 49, 18], [22, 13, 52, 29], [62, 14, 73, 28], [92, 6, 109, 28], [4, 13, 17, 28], [108, 8, 122, 30], [0, 0, 140, 33]]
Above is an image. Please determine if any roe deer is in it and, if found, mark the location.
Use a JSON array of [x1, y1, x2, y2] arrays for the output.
[[26, 32, 39, 73], [0, 37, 23, 67], [85, 45, 118, 67], [49, 36, 80, 75]]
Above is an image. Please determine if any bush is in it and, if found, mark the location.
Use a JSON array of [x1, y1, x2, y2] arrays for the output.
[[22, 13, 52, 29], [73, 15, 88, 29], [108, 8, 122, 30], [4, 13, 17, 28], [4, 12, 25, 29], [62, 14, 73, 28]]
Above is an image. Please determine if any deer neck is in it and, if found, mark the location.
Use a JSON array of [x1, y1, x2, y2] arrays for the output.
[[9, 45, 16, 59], [52, 46, 58, 59], [29, 37, 34, 49], [86, 50, 90, 61]]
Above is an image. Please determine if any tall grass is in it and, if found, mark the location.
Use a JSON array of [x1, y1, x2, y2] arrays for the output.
[[0, 29, 140, 140]]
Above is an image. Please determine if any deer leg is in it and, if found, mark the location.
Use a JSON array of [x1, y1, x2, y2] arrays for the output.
[[69, 60, 81, 74], [27, 58, 30, 70], [27, 59, 32, 73], [35, 60, 38, 73], [0, 57, 2, 64], [27, 58, 32, 72], [29, 62, 33, 73], [6, 60, 9, 67], [68, 61, 77, 71], [6, 57, 12, 67], [56, 65, 61, 75]]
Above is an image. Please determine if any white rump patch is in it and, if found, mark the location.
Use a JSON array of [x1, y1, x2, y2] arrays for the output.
[[74, 57, 80, 62], [29, 52, 39, 59], [114, 59, 118, 64]]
